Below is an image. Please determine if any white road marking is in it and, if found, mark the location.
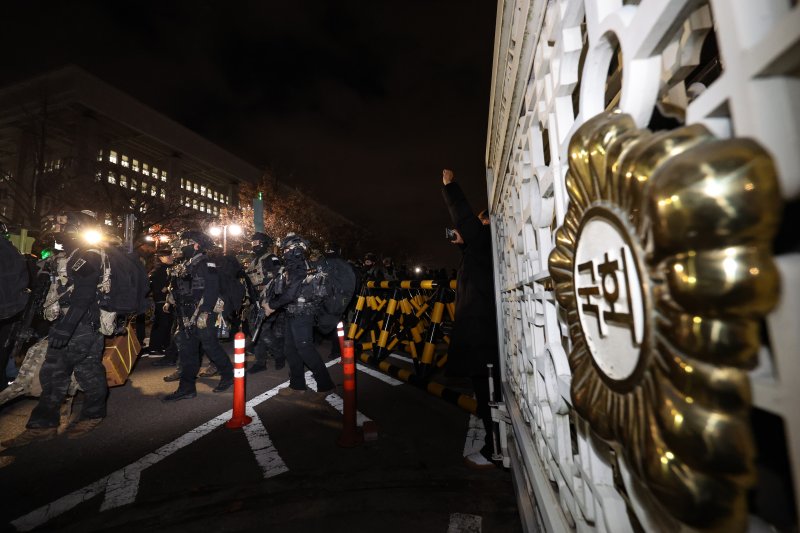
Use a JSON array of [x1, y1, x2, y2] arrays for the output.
[[12, 477, 109, 532], [463, 414, 485, 457], [13, 359, 343, 530], [356, 362, 403, 386], [389, 352, 413, 364], [448, 513, 482, 533], [243, 406, 288, 479], [102, 409, 233, 510]]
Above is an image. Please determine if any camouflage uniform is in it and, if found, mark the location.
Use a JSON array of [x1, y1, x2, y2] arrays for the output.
[[27, 248, 107, 429]]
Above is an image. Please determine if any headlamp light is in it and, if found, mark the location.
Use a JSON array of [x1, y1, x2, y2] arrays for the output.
[[82, 229, 103, 245]]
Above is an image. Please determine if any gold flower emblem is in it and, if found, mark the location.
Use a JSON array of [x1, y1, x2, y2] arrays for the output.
[[548, 111, 781, 531]]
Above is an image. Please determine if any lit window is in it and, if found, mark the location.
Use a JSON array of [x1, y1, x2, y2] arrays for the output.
[[213, 206, 218, 215], [152, 166, 158, 178], [95, 171, 102, 182], [109, 150, 118, 164], [180, 178, 185, 188], [160, 188, 165, 199], [121, 155, 130, 168], [131, 178, 137, 192], [185, 198, 190, 207], [200, 185, 206, 196], [107, 172, 116, 185], [192, 199, 198, 210], [142, 163, 150, 176], [225, 195, 229, 204], [161, 170, 167, 182], [97, 150, 103, 162], [200, 201, 206, 212], [132, 159, 140, 172], [151, 185, 157, 196], [213, 191, 218, 201], [105, 218, 113, 226], [193, 183, 199, 194], [120, 175, 128, 188], [206, 189, 212, 199]]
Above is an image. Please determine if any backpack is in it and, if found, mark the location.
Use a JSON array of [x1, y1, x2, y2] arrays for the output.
[[315, 256, 357, 334], [98, 247, 149, 315], [0, 238, 30, 320], [215, 253, 246, 318]]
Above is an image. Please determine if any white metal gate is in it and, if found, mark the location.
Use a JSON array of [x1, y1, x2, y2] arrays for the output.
[[485, 1, 800, 531]]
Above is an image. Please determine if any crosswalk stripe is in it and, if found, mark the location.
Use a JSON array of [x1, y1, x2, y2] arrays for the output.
[[463, 414, 485, 457], [243, 406, 289, 479], [447, 513, 482, 532], [12, 359, 344, 530]]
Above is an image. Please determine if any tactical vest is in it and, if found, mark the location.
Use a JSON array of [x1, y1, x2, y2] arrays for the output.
[[246, 254, 266, 288]]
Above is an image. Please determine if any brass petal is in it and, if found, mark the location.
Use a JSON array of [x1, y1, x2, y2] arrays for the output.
[[662, 246, 780, 317], [641, 406, 748, 531], [656, 335, 752, 413], [654, 371, 754, 478], [649, 138, 782, 256], [655, 301, 760, 368]]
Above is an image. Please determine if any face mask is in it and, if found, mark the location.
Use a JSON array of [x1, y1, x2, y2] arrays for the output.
[[252, 243, 265, 256], [284, 248, 305, 261], [181, 245, 196, 259]]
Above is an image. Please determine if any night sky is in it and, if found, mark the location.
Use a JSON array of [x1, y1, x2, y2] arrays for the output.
[[1, 1, 497, 269]]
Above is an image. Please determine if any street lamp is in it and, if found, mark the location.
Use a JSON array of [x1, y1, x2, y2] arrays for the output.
[[209, 223, 242, 255]]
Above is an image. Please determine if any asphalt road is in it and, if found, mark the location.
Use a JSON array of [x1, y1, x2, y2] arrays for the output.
[[0, 340, 522, 532]]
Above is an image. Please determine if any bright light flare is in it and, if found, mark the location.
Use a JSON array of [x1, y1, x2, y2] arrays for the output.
[[414, 266, 422, 274], [209, 226, 222, 237], [82, 229, 103, 245], [228, 224, 242, 236]]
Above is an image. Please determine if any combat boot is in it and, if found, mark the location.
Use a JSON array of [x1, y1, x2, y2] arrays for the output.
[[199, 364, 219, 377], [162, 389, 197, 402], [65, 418, 103, 439], [246, 362, 267, 374], [213, 377, 234, 393], [1, 428, 57, 448]]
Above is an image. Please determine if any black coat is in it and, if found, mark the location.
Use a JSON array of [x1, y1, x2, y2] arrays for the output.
[[442, 182, 499, 377]]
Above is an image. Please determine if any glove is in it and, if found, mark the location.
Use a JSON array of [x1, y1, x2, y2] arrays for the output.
[[49, 328, 71, 349], [262, 303, 275, 317], [197, 312, 209, 329]]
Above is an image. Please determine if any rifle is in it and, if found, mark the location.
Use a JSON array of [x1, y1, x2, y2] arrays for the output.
[[166, 262, 193, 335], [250, 272, 284, 342]]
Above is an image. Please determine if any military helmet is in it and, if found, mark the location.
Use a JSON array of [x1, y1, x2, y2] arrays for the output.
[[280, 232, 309, 252], [323, 242, 340, 256], [179, 229, 214, 251], [251, 232, 274, 249], [42, 210, 98, 236]]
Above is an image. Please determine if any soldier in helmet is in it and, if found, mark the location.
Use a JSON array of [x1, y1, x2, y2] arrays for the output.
[[245, 232, 285, 373], [262, 233, 335, 399], [162, 230, 234, 402], [1, 211, 108, 447]]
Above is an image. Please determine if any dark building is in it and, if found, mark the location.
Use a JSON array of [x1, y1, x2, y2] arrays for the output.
[[0, 65, 260, 238]]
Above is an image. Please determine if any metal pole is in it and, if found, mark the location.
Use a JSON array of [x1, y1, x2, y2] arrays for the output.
[[223, 225, 228, 255]]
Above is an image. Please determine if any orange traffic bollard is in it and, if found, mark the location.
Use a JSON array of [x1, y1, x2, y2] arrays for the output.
[[226, 331, 252, 429], [337, 340, 363, 447], [337, 321, 346, 356]]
